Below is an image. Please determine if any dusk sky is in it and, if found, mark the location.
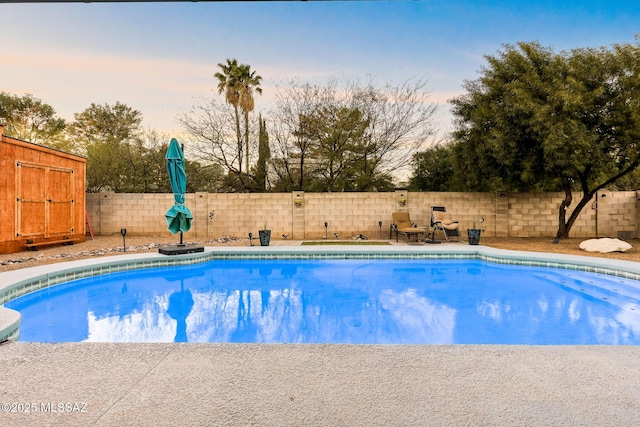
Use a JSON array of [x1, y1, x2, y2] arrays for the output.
[[1, 0, 638, 139]]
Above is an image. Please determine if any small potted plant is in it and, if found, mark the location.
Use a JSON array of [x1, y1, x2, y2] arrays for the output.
[[467, 216, 484, 245], [258, 220, 271, 246]]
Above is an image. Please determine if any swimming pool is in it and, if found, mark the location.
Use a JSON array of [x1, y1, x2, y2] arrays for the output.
[[5, 248, 640, 345]]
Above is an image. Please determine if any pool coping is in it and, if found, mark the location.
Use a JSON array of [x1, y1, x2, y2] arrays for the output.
[[2, 244, 640, 342]]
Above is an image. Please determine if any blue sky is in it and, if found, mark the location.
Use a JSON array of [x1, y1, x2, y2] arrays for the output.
[[1, 0, 638, 138]]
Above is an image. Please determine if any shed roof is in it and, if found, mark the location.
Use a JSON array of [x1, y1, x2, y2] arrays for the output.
[[0, 123, 86, 163]]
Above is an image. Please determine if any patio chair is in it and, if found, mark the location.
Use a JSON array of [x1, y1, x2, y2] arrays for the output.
[[430, 206, 460, 241], [391, 212, 426, 242]]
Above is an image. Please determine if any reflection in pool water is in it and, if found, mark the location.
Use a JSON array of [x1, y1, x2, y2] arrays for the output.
[[6, 259, 640, 344]]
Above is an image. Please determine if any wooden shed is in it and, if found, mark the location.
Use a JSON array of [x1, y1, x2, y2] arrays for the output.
[[0, 124, 87, 254]]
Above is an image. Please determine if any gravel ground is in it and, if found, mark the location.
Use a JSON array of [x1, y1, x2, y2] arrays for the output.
[[0, 234, 638, 273], [0, 235, 245, 273], [482, 236, 640, 262]]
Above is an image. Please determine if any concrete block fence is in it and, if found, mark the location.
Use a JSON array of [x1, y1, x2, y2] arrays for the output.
[[86, 190, 640, 241]]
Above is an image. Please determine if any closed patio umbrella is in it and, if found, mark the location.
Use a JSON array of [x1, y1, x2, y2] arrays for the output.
[[164, 138, 193, 240]]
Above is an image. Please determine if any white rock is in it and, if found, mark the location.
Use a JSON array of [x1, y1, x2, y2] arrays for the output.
[[579, 238, 632, 253]]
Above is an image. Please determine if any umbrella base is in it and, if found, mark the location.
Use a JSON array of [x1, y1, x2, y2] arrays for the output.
[[158, 245, 205, 256]]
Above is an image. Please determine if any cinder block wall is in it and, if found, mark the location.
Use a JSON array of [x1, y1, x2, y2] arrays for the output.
[[85, 191, 640, 240], [596, 190, 638, 238]]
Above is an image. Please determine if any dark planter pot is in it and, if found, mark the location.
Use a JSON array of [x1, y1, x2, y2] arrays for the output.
[[467, 229, 481, 245], [258, 229, 271, 246]]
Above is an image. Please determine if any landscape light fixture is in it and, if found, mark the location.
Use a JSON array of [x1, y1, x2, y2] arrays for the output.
[[120, 228, 127, 252]]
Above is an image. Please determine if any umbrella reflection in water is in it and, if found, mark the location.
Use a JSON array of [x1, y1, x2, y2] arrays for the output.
[[167, 280, 194, 343]]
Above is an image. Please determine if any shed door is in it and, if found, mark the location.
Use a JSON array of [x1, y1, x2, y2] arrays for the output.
[[16, 163, 75, 238]]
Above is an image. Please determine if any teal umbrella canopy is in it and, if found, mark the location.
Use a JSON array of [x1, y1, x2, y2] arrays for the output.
[[165, 138, 193, 234]]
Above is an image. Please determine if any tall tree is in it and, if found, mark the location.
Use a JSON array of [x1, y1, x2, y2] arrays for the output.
[[68, 102, 144, 192], [270, 76, 436, 191], [299, 106, 370, 191], [236, 63, 263, 173], [0, 92, 69, 150], [409, 144, 456, 191], [270, 80, 332, 191], [254, 114, 271, 191], [185, 160, 225, 193], [449, 40, 640, 240], [214, 59, 261, 177], [119, 134, 164, 193], [214, 59, 244, 174], [177, 98, 253, 192]]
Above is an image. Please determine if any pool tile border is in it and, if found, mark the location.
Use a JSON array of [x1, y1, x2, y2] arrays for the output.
[[2, 245, 640, 342]]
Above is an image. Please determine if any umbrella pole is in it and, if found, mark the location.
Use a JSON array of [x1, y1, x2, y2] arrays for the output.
[[180, 144, 186, 247]]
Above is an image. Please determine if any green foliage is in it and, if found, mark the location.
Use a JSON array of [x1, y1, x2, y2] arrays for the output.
[[70, 102, 143, 146], [299, 106, 367, 191], [448, 40, 640, 238], [68, 102, 144, 192], [608, 168, 640, 191], [0, 92, 69, 150], [218, 172, 261, 193], [185, 160, 224, 193], [297, 105, 396, 192], [409, 144, 457, 191], [253, 115, 271, 191]]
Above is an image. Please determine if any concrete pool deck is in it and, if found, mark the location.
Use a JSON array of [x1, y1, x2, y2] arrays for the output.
[[1, 342, 640, 426], [2, 243, 640, 425]]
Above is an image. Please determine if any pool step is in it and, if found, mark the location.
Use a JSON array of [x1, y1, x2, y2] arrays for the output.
[[536, 271, 640, 309]]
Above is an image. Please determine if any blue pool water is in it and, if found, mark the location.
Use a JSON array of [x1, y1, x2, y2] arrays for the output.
[[6, 259, 640, 344]]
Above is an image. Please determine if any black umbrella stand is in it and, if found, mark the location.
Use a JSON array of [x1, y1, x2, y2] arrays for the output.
[[160, 234, 203, 255]]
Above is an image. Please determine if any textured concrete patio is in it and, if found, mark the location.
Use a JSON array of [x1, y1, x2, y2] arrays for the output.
[[1, 342, 640, 426]]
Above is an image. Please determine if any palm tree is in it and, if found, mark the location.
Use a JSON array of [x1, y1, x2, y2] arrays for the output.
[[214, 59, 262, 176], [214, 59, 243, 174], [236, 64, 262, 174]]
